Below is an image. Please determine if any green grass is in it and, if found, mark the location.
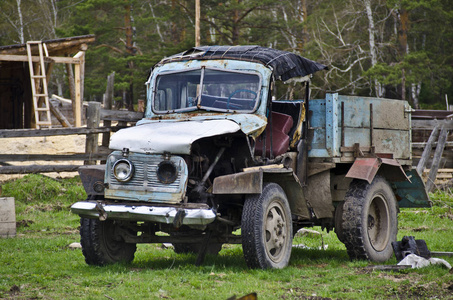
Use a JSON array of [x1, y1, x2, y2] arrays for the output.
[[1, 174, 452, 299]]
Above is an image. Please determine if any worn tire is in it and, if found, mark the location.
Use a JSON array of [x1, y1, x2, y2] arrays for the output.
[[80, 218, 136, 265], [242, 183, 293, 269], [334, 202, 346, 243], [342, 176, 398, 262]]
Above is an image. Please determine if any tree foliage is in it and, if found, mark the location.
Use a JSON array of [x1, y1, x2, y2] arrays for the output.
[[0, 0, 451, 108]]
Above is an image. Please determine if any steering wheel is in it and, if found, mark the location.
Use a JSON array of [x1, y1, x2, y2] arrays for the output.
[[227, 89, 257, 110]]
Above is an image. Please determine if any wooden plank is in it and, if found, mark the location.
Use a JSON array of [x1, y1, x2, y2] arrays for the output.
[[0, 54, 80, 64], [0, 153, 107, 161], [416, 125, 440, 175], [100, 109, 143, 122], [49, 101, 73, 127], [85, 102, 101, 165], [412, 109, 453, 119], [434, 174, 452, 179], [0, 165, 81, 174], [102, 72, 115, 148], [412, 141, 453, 148], [0, 127, 110, 138], [74, 61, 82, 127], [412, 119, 453, 130], [426, 127, 448, 192]]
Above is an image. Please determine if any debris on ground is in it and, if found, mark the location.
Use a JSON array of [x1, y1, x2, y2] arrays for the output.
[[397, 254, 452, 269], [391, 236, 452, 270]]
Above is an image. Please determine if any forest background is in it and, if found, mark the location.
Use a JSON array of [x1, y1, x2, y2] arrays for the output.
[[1, 0, 452, 110]]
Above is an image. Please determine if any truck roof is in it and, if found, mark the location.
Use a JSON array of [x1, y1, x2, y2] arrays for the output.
[[156, 45, 327, 82]]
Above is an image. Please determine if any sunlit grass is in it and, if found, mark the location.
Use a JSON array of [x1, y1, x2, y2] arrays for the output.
[[0, 175, 452, 299]]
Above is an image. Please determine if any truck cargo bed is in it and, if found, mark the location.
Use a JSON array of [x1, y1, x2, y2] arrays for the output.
[[308, 93, 412, 164]]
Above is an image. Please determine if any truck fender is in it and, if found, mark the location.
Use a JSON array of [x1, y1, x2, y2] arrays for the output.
[[78, 165, 106, 196], [212, 168, 310, 219], [345, 157, 409, 184]]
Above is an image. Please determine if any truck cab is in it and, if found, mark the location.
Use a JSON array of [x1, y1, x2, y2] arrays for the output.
[[71, 46, 430, 269]]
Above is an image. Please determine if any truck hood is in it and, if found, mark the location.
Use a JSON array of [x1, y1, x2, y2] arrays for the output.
[[109, 119, 241, 155]]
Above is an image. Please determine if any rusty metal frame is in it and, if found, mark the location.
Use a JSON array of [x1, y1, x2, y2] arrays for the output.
[[345, 157, 409, 184]]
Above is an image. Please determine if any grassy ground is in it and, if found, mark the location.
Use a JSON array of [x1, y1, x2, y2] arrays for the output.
[[1, 174, 452, 299]]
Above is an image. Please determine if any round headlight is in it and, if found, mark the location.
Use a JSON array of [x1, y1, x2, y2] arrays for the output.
[[157, 160, 178, 184], [113, 159, 134, 182]]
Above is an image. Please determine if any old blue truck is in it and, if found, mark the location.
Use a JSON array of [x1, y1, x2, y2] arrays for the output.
[[71, 46, 430, 269]]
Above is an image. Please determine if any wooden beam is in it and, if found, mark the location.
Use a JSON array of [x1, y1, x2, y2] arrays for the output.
[[0, 165, 81, 174], [74, 60, 82, 127], [0, 127, 110, 138], [85, 102, 101, 165], [102, 72, 115, 149], [49, 101, 73, 128], [100, 109, 143, 122], [416, 125, 440, 175], [426, 127, 448, 192], [412, 119, 453, 130], [0, 153, 107, 161], [0, 54, 81, 64]]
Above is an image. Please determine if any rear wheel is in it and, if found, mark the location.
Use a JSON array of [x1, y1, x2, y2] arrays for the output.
[[242, 183, 292, 269], [342, 176, 398, 262], [80, 218, 136, 265]]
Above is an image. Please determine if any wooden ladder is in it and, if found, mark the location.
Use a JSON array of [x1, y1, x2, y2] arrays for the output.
[[26, 41, 52, 128]]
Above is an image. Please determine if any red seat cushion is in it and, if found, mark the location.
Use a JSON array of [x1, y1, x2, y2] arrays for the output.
[[255, 112, 293, 157]]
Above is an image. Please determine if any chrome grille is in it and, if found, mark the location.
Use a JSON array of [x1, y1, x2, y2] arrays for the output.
[[107, 152, 186, 192]]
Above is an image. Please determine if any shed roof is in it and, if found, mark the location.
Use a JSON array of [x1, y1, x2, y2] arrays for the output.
[[0, 35, 95, 56]]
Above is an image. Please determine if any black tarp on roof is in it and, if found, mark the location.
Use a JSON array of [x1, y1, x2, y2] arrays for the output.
[[158, 45, 327, 81]]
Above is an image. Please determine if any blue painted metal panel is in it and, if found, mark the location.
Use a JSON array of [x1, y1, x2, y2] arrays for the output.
[[309, 93, 411, 159], [393, 169, 431, 208], [325, 93, 339, 157]]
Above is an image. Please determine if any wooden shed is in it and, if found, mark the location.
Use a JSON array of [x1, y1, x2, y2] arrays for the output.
[[0, 35, 95, 129]]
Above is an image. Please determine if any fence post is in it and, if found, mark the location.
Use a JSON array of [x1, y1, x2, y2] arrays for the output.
[[425, 127, 448, 192], [0, 197, 16, 238], [102, 72, 115, 148], [85, 101, 101, 165]]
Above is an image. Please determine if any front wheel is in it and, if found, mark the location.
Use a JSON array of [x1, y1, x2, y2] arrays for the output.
[[242, 183, 293, 269], [342, 176, 398, 262], [80, 218, 136, 265]]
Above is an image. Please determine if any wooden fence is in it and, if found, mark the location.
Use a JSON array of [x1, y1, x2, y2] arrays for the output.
[[0, 102, 142, 174], [1, 105, 453, 189]]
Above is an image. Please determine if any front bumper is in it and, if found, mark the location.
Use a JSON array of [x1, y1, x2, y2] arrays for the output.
[[71, 201, 216, 226]]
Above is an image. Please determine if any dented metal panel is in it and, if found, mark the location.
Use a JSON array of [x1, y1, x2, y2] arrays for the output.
[[213, 171, 263, 194], [71, 201, 216, 225], [346, 157, 409, 184], [137, 113, 267, 138], [392, 169, 431, 208], [78, 165, 106, 196], [110, 119, 240, 155], [345, 158, 381, 184]]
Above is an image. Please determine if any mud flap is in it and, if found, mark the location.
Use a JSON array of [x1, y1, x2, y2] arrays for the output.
[[392, 169, 431, 208]]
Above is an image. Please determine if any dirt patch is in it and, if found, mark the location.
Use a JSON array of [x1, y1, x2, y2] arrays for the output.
[[16, 219, 34, 228], [280, 287, 333, 300], [0, 135, 86, 182], [388, 281, 452, 299]]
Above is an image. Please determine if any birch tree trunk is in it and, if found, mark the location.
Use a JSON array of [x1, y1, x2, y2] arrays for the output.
[[398, 8, 409, 101], [16, 0, 24, 43], [364, 0, 384, 97]]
